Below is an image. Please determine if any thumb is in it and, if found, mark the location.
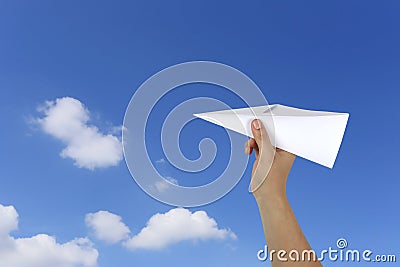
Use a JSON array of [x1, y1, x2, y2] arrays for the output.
[[251, 119, 268, 150], [249, 119, 274, 193]]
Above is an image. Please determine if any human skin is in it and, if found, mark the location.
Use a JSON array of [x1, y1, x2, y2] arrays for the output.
[[244, 119, 322, 266]]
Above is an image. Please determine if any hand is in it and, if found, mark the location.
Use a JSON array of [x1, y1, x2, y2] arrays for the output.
[[244, 119, 296, 200]]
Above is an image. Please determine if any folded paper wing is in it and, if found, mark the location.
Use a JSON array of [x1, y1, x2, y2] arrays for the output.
[[194, 104, 349, 168]]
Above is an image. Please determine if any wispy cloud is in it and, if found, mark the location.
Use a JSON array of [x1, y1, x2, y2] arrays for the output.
[[0, 203, 98, 267], [152, 158, 179, 192], [35, 97, 122, 170], [156, 158, 166, 164], [154, 176, 178, 192], [85, 208, 236, 251]]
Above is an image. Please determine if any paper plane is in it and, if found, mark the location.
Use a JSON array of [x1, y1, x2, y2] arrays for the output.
[[194, 104, 349, 168]]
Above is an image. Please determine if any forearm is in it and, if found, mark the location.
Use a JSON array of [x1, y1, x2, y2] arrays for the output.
[[254, 177, 321, 266]]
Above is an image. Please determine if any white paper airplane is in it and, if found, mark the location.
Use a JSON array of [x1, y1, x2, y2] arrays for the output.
[[194, 104, 349, 168]]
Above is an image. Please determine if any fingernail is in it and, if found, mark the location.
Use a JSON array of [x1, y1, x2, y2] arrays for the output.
[[253, 120, 260, 130], [244, 146, 250, 154]]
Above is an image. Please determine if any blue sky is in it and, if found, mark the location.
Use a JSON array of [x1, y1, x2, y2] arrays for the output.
[[0, 1, 399, 266]]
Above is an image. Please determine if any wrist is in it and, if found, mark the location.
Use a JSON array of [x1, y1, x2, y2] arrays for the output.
[[252, 174, 288, 205], [254, 188, 287, 205]]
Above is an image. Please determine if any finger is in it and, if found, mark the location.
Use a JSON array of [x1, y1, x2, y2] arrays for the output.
[[251, 119, 263, 149], [244, 138, 258, 154], [251, 119, 273, 152], [249, 119, 275, 193], [251, 119, 261, 146], [244, 139, 251, 154], [248, 138, 258, 154]]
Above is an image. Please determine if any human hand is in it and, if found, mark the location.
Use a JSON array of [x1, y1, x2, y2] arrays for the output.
[[244, 119, 296, 201]]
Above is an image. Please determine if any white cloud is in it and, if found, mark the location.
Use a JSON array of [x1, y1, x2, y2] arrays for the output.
[[124, 208, 236, 250], [0, 203, 98, 267], [85, 211, 130, 244], [84, 208, 235, 251], [154, 176, 179, 192], [36, 97, 122, 170], [0, 204, 18, 237]]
